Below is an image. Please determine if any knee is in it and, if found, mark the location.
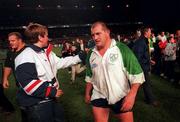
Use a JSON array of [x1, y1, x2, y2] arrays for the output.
[[116, 112, 134, 122]]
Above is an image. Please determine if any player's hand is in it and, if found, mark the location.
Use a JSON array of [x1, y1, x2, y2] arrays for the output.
[[150, 60, 156, 65], [78, 50, 87, 65], [55, 89, 64, 97], [85, 94, 91, 104], [120, 93, 136, 112], [3, 80, 10, 88]]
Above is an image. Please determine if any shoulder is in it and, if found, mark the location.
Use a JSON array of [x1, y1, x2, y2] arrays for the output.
[[134, 38, 146, 48], [134, 38, 144, 45], [5, 50, 14, 58], [15, 47, 35, 65], [18, 47, 34, 57], [116, 42, 132, 53]]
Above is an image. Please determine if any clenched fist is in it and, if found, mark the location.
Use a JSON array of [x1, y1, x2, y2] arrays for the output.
[[55, 89, 64, 97]]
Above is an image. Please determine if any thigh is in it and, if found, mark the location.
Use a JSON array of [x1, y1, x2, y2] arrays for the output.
[[92, 106, 110, 122], [144, 71, 150, 83], [53, 101, 64, 122], [22, 102, 54, 122], [114, 111, 134, 122], [91, 98, 110, 122], [110, 97, 132, 114], [37, 102, 54, 122], [71, 65, 76, 73], [75, 64, 80, 73], [20, 107, 41, 122], [75, 64, 80, 69]]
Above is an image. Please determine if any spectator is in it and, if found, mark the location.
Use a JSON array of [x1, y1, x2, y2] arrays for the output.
[[132, 27, 159, 106], [1, 32, 25, 114]]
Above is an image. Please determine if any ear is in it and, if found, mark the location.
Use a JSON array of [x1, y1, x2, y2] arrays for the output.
[[38, 35, 43, 42], [108, 29, 110, 34], [105, 29, 110, 35], [105, 29, 110, 37]]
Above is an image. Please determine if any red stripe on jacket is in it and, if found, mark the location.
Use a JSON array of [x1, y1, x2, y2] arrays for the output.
[[45, 86, 52, 97], [26, 80, 41, 93], [46, 44, 53, 60]]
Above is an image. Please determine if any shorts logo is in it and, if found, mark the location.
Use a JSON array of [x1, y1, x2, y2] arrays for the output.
[[109, 53, 118, 63]]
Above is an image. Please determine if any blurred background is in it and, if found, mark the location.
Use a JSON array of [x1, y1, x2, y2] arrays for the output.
[[0, 0, 179, 38]]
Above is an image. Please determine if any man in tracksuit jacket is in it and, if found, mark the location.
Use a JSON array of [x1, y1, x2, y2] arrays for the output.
[[14, 23, 85, 122]]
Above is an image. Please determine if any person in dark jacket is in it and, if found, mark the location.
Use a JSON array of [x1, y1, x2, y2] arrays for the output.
[[1, 32, 25, 114], [132, 27, 159, 106]]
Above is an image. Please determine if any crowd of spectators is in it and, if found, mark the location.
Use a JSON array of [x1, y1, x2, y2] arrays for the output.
[[1, 28, 180, 84], [113, 29, 180, 84]]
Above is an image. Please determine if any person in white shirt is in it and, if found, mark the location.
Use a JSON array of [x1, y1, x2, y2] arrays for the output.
[[85, 21, 145, 122]]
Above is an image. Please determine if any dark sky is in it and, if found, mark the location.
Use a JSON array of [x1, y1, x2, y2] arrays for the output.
[[0, 0, 179, 30], [137, 0, 179, 24]]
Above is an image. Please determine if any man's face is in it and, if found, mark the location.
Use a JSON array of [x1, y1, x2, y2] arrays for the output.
[[91, 24, 109, 49], [161, 32, 165, 36], [146, 28, 151, 39], [40, 32, 49, 47], [8, 35, 21, 50]]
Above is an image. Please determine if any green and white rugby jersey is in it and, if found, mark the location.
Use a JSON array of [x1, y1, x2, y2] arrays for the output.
[[85, 39, 145, 104]]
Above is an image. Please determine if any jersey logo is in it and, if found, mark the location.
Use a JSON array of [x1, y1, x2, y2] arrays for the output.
[[109, 53, 118, 63]]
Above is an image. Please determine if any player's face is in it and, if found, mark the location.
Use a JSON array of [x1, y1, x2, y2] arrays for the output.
[[8, 35, 21, 50], [40, 32, 49, 47], [91, 24, 109, 49]]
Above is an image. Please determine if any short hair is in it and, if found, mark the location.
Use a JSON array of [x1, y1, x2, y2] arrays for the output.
[[8, 32, 23, 40], [141, 27, 151, 35], [91, 21, 110, 32], [24, 23, 48, 44]]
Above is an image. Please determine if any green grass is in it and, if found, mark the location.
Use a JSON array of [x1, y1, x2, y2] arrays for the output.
[[1, 69, 180, 122], [0, 48, 180, 122], [52, 46, 62, 57]]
